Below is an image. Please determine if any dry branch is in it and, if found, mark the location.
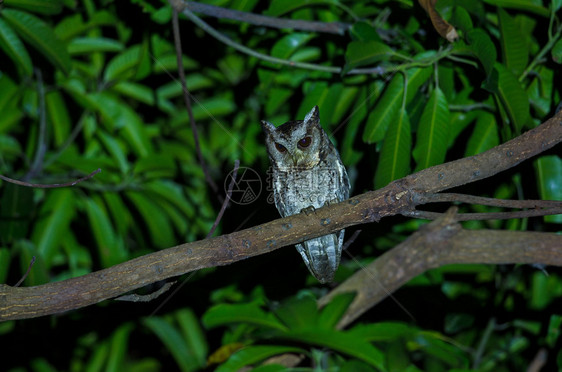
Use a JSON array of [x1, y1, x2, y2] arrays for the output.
[[319, 208, 562, 329], [0, 110, 560, 321], [171, 0, 351, 35]]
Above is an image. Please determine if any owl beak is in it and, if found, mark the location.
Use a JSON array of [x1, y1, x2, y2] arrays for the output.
[[291, 149, 308, 167]]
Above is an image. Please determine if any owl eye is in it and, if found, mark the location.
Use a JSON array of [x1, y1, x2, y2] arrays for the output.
[[298, 136, 312, 149], [275, 142, 287, 153]]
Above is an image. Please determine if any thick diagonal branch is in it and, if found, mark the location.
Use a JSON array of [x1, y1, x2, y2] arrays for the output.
[[0, 110, 560, 321]]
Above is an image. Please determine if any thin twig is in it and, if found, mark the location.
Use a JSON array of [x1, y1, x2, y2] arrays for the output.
[[342, 230, 361, 252], [472, 318, 496, 369], [403, 207, 562, 221], [0, 168, 101, 188], [176, 0, 351, 35], [207, 160, 240, 238], [14, 256, 36, 287], [421, 193, 562, 209], [172, 8, 219, 195], [176, 5, 388, 75]]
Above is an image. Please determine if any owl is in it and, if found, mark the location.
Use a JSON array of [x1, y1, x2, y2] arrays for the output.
[[261, 106, 351, 283]]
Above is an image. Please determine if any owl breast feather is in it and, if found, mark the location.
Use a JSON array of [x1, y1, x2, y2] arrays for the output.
[[272, 165, 346, 218]]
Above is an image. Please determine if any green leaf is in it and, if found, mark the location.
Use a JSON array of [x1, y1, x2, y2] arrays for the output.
[[45, 90, 71, 146], [311, 83, 358, 128], [527, 66, 554, 117], [106, 324, 134, 372], [125, 191, 175, 248], [176, 309, 208, 368], [83, 196, 127, 267], [362, 67, 431, 144], [265, 0, 336, 16], [31, 189, 75, 266], [0, 18, 32, 76], [103, 44, 149, 82], [2, 9, 71, 74], [552, 38, 562, 64], [88, 92, 153, 156], [274, 296, 319, 330], [531, 271, 562, 309], [84, 341, 109, 372], [498, 8, 528, 76], [362, 74, 403, 143], [413, 331, 468, 367], [296, 81, 330, 119], [466, 28, 496, 76], [374, 108, 412, 189], [345, 40, 394, 70], [0, 248, 11, 284], [546, 314, 562, 348], [350, 322, 414, 342], [97, 131, 130, 174], [341, 85, 371, 166], [482, 0, 549, 17], [111, 81, 154, 105], [350, 21, 382, 42], [0, 73, 19, 113], [216, 345, 304, 372], [492, 63, 531, 131], [143, 317, 195, 372], [203, 302, 288, 331], [271, 33, 314, 59], [0, 183, 33, 245], [464, 111, 499, 156], [3, 0, 64, 15], [143, 180, 194, 220], [405, 65, 433, 103], [67, 37, 124, 54], [413, 87, 450, 171], [534, 156, 562, 223], [318, 292, 356, 329], [97, 193, 129, 239], [450, 6, 473, 34], [281, 328, 386, 369]]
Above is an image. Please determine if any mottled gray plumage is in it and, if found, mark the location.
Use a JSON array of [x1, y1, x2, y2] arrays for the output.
[[261, 106, 350, 283]]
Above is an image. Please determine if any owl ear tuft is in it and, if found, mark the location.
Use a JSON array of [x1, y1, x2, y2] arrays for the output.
[[304, 106, 320, 126], [261, 120, 276, 133]]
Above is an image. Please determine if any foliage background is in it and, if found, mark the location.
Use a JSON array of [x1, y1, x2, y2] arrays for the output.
[[0, 0, 561, 370]]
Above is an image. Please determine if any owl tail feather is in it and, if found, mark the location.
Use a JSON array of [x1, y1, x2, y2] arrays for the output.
[[296, 230, 344, 284]]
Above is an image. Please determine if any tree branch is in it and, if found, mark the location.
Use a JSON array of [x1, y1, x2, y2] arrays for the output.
[[172, 0, 351, 35], [0, 110, 560, 321], [318, 208, 562, 329]]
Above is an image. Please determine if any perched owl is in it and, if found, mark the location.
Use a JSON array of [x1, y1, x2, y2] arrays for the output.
[[261, 106, 350, 283]]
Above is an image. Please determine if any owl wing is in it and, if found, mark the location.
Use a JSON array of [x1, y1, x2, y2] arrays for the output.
[[336, 156, 351, 202]]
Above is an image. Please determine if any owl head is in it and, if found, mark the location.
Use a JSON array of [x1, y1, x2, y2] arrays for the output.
[[261, 106, 327, 169]]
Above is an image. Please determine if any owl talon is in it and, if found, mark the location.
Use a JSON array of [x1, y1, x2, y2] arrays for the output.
[[300, 206, 316, 216]]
